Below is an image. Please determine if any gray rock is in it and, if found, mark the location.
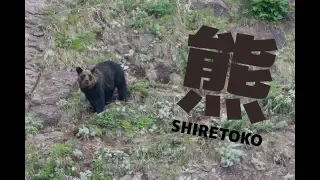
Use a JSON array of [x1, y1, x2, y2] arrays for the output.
[[251, 152, 266, 171], [29, 105, 62, 127], [115, 44, 131, 55], [132, 172, 143, 180], [155, 62, 172, 84], [31, 70, 77, 105], [190, 0, 229, 16], [268, 27, 286, 49], [119, 175, 131, 180], [25, 63, 41, 96], [139, 34, 154, 48]]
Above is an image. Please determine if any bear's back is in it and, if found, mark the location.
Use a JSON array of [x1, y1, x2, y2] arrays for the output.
[[95, 60, 125, 88]]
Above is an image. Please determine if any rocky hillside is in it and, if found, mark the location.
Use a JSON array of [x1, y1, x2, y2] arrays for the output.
[[25, 0, 295, 179]]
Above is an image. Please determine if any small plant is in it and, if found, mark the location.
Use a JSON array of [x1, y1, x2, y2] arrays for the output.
[[151, 83, 168, 89], [70, 31, 96, 52], [154, 100, 174, 120], [76, 125, 97, 140], [77, 0, 104, 6], [57, 91, 87, 119], [176, 43, 189, 74], [220, 115, 248, 132], [274, 120, 288, 130], [149, 22, 160, 36], [95, 128, 104, 136], [121, 0, 141, 12], [129, 8, 149, 28], [136, 115, 154, 129], [129, 80, 151, 98], [253, 120, 273, 133], [249, 0, 289, 22], [92, 148, 132, 178], [277, 35, 295, 63], [49, 142, 73, 158], [72, 149, 84, 160], [191, 99, 205, 118], [130, 134, 187, 164], [215, 143, 244, 167], [68, 9, 79, 25], [55, 34, 72, 48], [66, 170, 93, 180], [143, 0, 176, 19], [262, 82, 294, 117], [137, 53, 154, 62], [25, 114, 43, 135], [95, 106, 124, 129], [185, 9, 218, 31], [79, 170, 93, 180]]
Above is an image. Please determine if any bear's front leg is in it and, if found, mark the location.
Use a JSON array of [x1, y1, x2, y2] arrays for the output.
[[95, 91, 105, 114], [86, 96, 97, 113]]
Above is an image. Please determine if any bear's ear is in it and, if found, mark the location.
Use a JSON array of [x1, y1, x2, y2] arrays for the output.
[[76, 67, 83, 75], [91, 67, 96, 74]]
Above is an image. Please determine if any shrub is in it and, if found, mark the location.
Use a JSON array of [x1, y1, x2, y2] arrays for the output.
[[129, 8, 150, 28], [215, 143, 244, 167], [143, 0, 176, 19], [261, 82, 294, 117], [249, 0, 289, 21]]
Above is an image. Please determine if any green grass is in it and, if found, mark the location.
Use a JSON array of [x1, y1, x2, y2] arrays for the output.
[[129, 133, 192, 166], [176, 43, 189, 74], [252, 120, 273, 133], [92, 148, 131, 179], [129, 80, 152, 98], [95, 106, 124, 129], [57, 90, 87, 119], [27, 142, 76, 180], [77, 0, 105, 6], [128, 9, 150, 29], [25, 114, 43, 135], [261, 82, 294, 117], [220, 115, 249, 132], [143, 0, 176, 19], [55, 31, 95, 52], [91, 103, 156, 141], [25, 141, 42, 179]]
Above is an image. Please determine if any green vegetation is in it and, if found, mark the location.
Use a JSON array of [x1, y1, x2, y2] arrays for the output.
[[26, 142, 76, 180], [25, 114, 43, 135], [216, 142, 244, 167], [129, 80, 152, 98], [249, 0, 289, 21], [92, 148, 130, 179], [143, 0, 176, 19], [55, 31, 96, 52], [57, 90, 87, 119]]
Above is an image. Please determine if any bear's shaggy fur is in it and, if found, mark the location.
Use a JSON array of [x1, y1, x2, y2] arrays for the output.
[[76, 60, 127, 113]]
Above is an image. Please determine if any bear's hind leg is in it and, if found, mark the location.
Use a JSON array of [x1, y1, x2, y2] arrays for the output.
[[105, 89, 115, 105], [117, 85, 127, 101]]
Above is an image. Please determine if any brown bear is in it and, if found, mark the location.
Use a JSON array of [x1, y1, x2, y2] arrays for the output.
[[76, 60, 127, 113]]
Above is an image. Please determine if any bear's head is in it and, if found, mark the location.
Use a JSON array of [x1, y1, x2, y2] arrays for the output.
[[76, 67, 97, 89]]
